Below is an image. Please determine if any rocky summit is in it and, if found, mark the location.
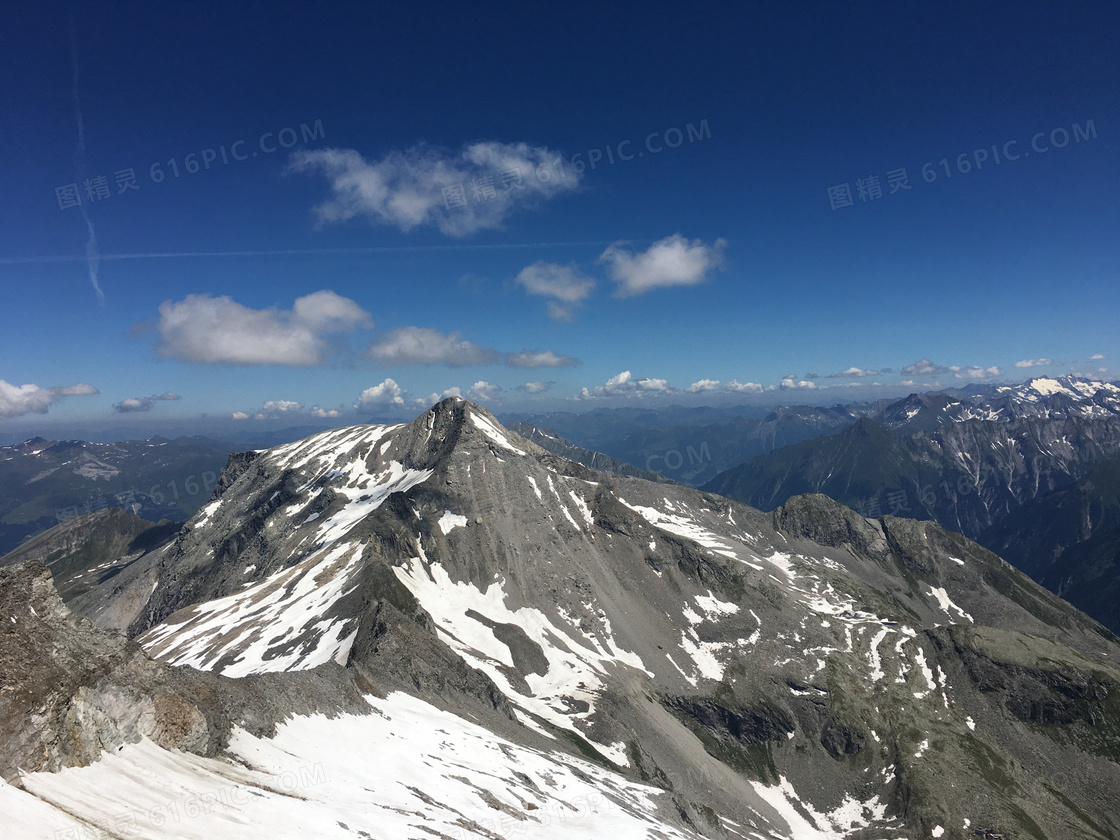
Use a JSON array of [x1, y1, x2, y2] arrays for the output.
[[3, 397, 1120, 839]]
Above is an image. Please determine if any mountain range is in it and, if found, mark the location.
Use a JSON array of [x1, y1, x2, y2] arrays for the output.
[[702, 377, 1120, 632], [3, 397, 1119, 838], [0, 436, 234, 556]]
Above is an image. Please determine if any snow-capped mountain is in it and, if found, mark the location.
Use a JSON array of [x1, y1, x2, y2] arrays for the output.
[[875, 376, 1120, 430], [3, 398, 1120, 839]]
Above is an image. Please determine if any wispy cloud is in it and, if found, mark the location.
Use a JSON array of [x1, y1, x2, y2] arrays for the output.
[[599, 234, 726, 297], [289, 141, 581, 237], [369, 327, 498, 367], [517, 381, 554, 394], [113, 391, 180, 413], [155, 291, 371, 365], [950, 365, 1003, 379], [515, 261, 595, 320], [1015, 358, 1055, 368], [505, 349, 580, 368], [0, 380, 98, 418], [828, 366, 879, 378], [901, 358, 949, 376]]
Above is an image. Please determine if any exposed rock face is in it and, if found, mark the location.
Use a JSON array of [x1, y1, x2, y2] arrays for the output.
[[0, 507, 179, 606], [0, 560, 221, 780], [4, 398, 1120, 838]]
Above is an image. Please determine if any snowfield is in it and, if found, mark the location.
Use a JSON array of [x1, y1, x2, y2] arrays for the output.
[[9, 691, 907, 840], [12, 692, 704, 840]]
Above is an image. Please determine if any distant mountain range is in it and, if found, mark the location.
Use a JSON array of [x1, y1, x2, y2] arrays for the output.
[[3, 397, 1119, 837], [703, 377, 1120, 631], [0, 436, 238, 555], [506, 404, 879, 486]]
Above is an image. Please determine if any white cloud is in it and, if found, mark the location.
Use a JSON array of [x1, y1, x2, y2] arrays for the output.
[[780, 376, 816, 390], [411, 387, 462, 408], [574, 370, 677, 400], [254, 400, 304, 420], [598, 234, 726, 297], [49, 384, 99, 397], [901, 358, 949, 376], [113, 392, 181, 413], [231, 400, 305, 421], [467, 380, 502, 401], [686, 379, 721, 393], [952, 365, 1003, 380], [289, 141, 580, 237], [517, 381, 554, 394], [369, 327, 498, 367], [828, 366, 879, 378], [356, 378, 405, 409], [515, 261, 595, 321], [724, 379, 764, 394], [1090, 353, 1105, 360], [0, 380, 98, 418], [155, 291, 371, 366], [1015, 358, 1055, 368], [505, 349, 580, 368], [310, 407, 341, 418]]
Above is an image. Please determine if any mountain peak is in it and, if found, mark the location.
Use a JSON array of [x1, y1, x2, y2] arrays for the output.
[[399, 396, 531, 467]]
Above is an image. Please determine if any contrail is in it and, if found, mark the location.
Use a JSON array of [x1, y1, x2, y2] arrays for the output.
[[70, 15, 103, 303], [0, 241, 625, 266]]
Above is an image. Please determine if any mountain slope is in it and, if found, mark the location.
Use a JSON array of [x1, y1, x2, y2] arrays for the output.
[[5, 398, 1120, 838], [702, 379, 1120, 631], [0, 507, 179, 606], [982, 458, 1120, 630]]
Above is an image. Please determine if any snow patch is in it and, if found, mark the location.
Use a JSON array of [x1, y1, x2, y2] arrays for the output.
[[927, 585, 974, 623], [437, 510, 468, 534], [140, 542, 364, 677], [392, 546, 650, 765], [470, 410, 526, 455]]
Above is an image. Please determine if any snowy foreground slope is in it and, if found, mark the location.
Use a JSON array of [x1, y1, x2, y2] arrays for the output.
[[3, 398, 1120, 839]]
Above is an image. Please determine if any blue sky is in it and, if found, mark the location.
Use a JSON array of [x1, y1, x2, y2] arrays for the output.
[[1, 1, 1117, 435]]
